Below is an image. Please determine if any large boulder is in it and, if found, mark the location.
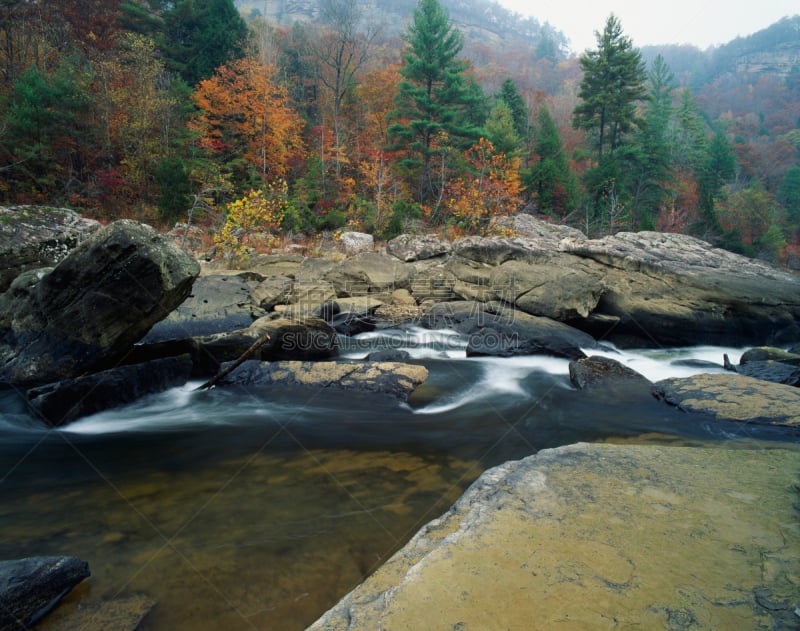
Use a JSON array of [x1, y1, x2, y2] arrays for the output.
[[564, 231, 800, 347], [0, 220, 200, 386], [652, 372, 800, 426], [309, 444, 800, 630], [141, 273, 265, 343], [387, 234, 452, 262], [0, 206, 100, 292], [221, 359, 428, 400], [27, 356, 193, 426], [0, 556, 90, 628], [414, 220, 800, 348]]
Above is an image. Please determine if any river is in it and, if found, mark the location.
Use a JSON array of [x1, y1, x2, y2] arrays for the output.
[[0, 328, 796, 629]]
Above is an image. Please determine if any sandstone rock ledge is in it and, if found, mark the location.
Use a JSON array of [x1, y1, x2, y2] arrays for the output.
[[309, 443, 800, 630]]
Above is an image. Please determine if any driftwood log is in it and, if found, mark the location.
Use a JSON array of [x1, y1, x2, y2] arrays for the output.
[[196, 331, 271, 390]]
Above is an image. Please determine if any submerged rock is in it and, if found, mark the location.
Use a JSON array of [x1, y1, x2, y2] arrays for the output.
[[652, 372, 800, 426], [0, 556, 90, 628], [221, 359, 428, 400], [309, 444, 800, 630], [0, 220, 199, 386]]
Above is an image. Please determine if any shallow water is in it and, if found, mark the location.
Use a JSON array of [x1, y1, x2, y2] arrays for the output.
[[0, 331, 797, 629]]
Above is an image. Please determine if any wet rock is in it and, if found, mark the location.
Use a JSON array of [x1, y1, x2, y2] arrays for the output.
[[652, 373, 800, 426], [0, 220, 200, 386], [367, 349, 412, 362], [201, 316, 338, 363], [387, 234, 452, 262], [735, 360, 800, 386], [309, 444, 800, 631], [141, 273, 264, 343], [27, 356, 193, 426], [221, 359, 428, 401], [569, 355, 650, 389], [0, 556, 90, 628], [314, 300, 341, 321], [420, 301, 595, 360], [740, 346, 800, 366], [0, 206, 100, 292]]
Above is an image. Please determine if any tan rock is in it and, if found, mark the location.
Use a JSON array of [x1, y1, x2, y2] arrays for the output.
[[309, 443, 800, 630]]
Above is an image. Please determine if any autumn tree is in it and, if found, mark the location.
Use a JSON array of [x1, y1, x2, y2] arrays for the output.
[[313, 0, 379, 179], [444, 137, 522, 232], [191, 57, 304, 188], [388, 0, 482, 202]]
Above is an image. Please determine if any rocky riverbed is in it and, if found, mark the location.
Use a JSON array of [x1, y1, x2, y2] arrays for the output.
[[1, 206, 799, 629]]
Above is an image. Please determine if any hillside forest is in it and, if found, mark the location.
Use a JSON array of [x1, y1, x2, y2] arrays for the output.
[[1, 0, 799, 263]]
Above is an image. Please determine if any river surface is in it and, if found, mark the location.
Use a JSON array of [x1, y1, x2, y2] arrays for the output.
[[0, 328, 797, 629]]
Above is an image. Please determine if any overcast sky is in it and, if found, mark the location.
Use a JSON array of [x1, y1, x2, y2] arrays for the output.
[[495, 0, 799, 53]]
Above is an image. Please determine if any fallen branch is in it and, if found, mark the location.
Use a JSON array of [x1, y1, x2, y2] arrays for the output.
[[196, 331, 271, 390]]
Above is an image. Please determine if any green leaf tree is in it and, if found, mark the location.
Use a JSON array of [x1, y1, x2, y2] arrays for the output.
[[485, 101, 522, 157], [697, 129, 737, 237], [387, 0, 482, 202]]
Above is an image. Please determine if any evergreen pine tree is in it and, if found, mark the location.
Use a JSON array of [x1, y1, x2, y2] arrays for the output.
[[527, 105, 575, 216], [387, 0, 482, 202], [161, 0, 248, 86]]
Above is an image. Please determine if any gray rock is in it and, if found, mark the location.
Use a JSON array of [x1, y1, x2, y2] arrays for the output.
[[0, 556, 90, 628], [420, 301, 595, 360], [740, 346, 800, 366], [27, 356, 193, 426], [201, 316, 338, 363], [569, 355, 651, 389], [0, 206, 100, 292], [338, 231, 374, 256], [652, 373, 800, 425], [387, 234, 452, 262], [734, 360, 800, 387], [141, 273, 264, 343], [250, 275, 293, 310], [324, 252, 411, 296], [0, 220, 199, 386], [221, 359, 428, 400]]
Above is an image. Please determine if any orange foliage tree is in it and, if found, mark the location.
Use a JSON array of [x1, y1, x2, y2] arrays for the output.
[[444, 137, 522, 233], [191, 57, 304, 185]]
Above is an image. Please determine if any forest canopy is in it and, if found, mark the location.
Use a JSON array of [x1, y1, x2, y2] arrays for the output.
[[1, 0, 798, 263]]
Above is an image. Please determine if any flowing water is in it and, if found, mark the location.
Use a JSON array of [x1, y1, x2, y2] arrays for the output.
[[0, 329, 797, 629]]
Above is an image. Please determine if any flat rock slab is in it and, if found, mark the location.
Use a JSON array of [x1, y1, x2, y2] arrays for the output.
[[223, 360, 429, 400], [653, 372, 800, 426], [309, 443, 800, 630]]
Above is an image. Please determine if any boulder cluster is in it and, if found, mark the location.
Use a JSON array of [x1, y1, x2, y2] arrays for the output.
[[1, 207, 799, 429]]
